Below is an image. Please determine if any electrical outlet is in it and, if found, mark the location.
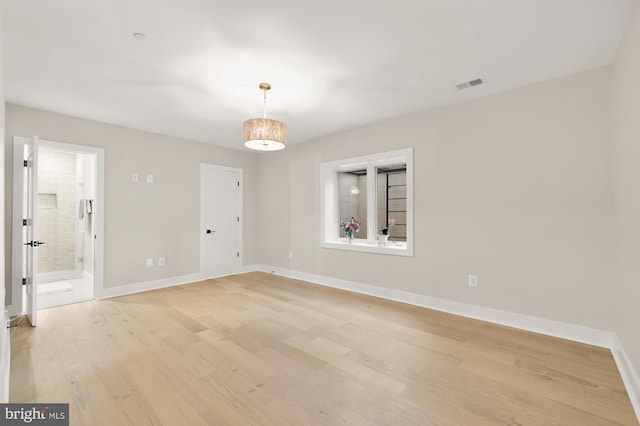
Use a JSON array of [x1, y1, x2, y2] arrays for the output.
[[158, 257, 165, 266], [146, 258, 153, 267], [146, 174, 154, 183], [468, 275, 478, 287], [132, 173, 139, 182]]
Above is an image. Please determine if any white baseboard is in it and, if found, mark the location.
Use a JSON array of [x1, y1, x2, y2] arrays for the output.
[[94, 266, 257, 300], [254, 265, 613, 347], [95, 272, 205, 299], [611, 335, 640, 421], [252, 264, 639, 421]]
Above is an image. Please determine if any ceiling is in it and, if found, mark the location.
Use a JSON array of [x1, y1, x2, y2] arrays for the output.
[[2, 0, 634, 151]]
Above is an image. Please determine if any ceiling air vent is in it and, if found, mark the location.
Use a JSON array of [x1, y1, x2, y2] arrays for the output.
[[456, 77, 486, 91]]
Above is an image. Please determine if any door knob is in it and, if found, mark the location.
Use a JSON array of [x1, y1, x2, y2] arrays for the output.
[[206, 230, 215, 234]]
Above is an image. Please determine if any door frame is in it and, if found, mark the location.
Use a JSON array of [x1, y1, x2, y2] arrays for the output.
[[200, 163, 243, 279], [10, 137, 105, 317]]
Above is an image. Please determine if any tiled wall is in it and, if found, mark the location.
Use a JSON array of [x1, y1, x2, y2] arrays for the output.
[[38, 150, 77, 273], [338, 172, 368, 238]]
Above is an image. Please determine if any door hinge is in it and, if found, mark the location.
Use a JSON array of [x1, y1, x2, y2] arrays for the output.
[[23, 219, 27, 226], [22, 278, 26, 286], [237, 181, 240, 187], [237, 216, 240, 222], [23, 160, 28, 167], [237, 252, 240, 258]]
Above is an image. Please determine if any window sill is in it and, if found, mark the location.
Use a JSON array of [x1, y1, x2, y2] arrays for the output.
[[321, 239, 413, 257]]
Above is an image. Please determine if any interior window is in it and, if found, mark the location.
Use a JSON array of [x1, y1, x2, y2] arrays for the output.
[[320, 148, 413, 256]]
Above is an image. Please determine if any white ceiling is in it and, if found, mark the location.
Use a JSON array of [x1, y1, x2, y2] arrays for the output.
[[2, 0, 634, 151]]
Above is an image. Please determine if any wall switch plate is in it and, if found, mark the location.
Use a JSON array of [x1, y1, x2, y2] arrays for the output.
[[468, 275, 478, 287], [146, 174, 154, 183], [132, 173, 139, 182], [146, 258, 153, 267], [158, 258, 165, 266]]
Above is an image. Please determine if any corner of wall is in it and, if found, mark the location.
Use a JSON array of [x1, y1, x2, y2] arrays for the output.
[[611, 334, 640, 421]]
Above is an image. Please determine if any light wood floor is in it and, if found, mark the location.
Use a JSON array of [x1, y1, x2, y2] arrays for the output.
[[10, 272, 638, 425]]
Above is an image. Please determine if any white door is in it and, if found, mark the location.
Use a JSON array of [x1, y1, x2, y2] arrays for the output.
[[21, 137, 39, 326], [11, 137, 105, 321], [201, 165, 242, 278]]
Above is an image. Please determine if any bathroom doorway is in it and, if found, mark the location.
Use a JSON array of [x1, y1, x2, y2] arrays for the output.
[[11, 136, 105, 323], [36, 145, 96, 309]]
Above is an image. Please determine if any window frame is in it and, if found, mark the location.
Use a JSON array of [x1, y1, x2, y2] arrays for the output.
[[320, 148, 414, 256]]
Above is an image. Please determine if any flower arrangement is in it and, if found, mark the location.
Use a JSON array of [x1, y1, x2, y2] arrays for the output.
[[341, 217, 361, 241]]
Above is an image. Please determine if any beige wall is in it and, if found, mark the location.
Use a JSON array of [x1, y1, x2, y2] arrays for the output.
[[4, 105, 260, 300], [3, 16, 638, 380], [612, 0, 640, 383], [2, 67, 624, 355], [258, 67, 615, 331]]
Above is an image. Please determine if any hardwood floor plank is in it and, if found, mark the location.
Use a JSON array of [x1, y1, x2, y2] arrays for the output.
[[10, 272, 638, 425]]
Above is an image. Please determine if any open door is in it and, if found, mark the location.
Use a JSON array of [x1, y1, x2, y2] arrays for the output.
[[12, 137, 105, 320], [23, 136, 40, 326], [13, 136, 40, 326]]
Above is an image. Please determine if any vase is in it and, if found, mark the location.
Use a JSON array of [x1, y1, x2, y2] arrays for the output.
[[346, 232, 353, 244]]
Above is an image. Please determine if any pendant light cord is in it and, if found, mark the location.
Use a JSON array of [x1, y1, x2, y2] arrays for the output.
[[263, 88, 267, 119]]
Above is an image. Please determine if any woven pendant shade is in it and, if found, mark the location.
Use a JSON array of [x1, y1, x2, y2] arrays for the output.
[[243, 118, 286, 151], [243, 82, 286, 151]]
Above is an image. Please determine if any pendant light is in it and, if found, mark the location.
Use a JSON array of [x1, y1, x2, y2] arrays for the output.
[[243, 83, 286, 151]]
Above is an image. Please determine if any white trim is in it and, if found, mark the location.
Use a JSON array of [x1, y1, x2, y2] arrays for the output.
[[94, 265, 269, 300], [93, 268, 269, 300], [611, 335, 640, 421], [322, 240, 410, 255], [255, 265, 613, 346], [95, 273, 205, 300], [320, 148, 414, 257]]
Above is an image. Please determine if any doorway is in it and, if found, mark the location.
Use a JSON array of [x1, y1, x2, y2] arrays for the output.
[[37, 146, 96, 309], [11, 136, 105, 325], [200, 164, 242, 279]]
